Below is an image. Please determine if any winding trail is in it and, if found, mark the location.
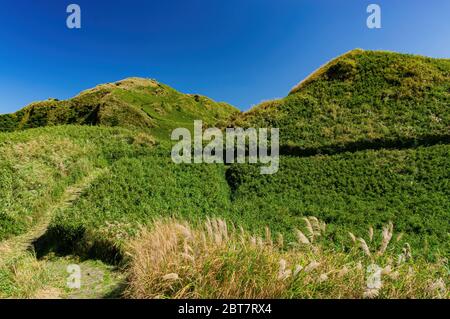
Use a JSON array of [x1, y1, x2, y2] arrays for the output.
[[0, 169, 106, 267], [0, 167, 127, 299]]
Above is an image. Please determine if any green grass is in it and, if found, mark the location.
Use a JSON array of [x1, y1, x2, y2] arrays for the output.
[[0, 252, 124, 299], [36, 143, 450, 262], [38, 154, 232, 261], [0, 50, 449, 298], [0, 78, 238, 139], [110, 80, 237, 140], [226, 144, 450, 259], [231, 50, 450, 151], [0, 125, 155, 241]]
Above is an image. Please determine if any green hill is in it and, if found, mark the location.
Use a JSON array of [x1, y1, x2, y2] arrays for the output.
[[0, 51, 449, 298], [230, 50, 450, 153], [0, 77, 238, 140], [226, 146, 450, 257], [223, 50, 450, 258]]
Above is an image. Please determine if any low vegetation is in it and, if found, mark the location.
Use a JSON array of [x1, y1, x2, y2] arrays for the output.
[[227, 145, 450, 258], [38, 156, 231, 263], [125, 217, 448, 299], [0, 50, 449, 299], [0, 125, 155, 241], [230, 50, 450, 152], [0, 78, 238, 140]]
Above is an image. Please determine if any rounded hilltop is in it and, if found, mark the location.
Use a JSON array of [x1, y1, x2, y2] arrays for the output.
[[231, 49, 450, 151], [0, 77, 238, 136]]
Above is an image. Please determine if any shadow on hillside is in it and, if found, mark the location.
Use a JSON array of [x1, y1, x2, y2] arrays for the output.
[[32, 226, 124, 266], [280, 134, 450, 157]]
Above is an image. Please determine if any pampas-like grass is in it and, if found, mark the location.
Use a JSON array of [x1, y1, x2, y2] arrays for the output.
[[358, 238, 372, 257], [378, 222, 394, 255], [368, 227, 374, 242], [124, 217, 449, 299], [295, 229, 310, 245], [303, 218, 315, 242], [363, 288, 380, 299], [162, 273, 179, 281], [304, 261, 320, 273], [349, 232, 357, 244]]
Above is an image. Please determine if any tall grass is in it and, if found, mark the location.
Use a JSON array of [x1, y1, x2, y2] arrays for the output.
[[125, 217, 448, 299]]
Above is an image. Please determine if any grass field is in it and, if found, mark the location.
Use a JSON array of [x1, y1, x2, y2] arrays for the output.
[[0, 50, 448, 299], [227, 146, 450, 258], [28, 143, 448, 265], [125, 218, 448, 299]]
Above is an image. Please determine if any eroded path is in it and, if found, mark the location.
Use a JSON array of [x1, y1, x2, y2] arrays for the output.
[[0, 169, 126, 299]]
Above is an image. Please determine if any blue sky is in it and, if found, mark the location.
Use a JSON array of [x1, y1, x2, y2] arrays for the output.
[[0, 0, 449, 113]]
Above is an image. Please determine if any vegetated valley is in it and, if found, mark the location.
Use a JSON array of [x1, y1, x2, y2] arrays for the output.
[[0, 50, 449, 299]]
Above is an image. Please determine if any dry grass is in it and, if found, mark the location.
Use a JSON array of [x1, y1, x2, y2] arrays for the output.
[[0, 252, 52, 299], [125, 217, 449, 299], [289, 49, 364, 94], [77, 77, 159, 97]]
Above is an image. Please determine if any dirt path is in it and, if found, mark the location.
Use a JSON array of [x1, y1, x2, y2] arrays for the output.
[[0, 168, 127, 299], [0, 169, 106, 267]]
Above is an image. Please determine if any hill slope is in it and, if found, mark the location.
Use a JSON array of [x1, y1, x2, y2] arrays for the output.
[[0, 77, 238, 140], [223, 50, 450, 257], [0, 125, 156, 242], [1, 51, 449, 298], [230, 50, 450, 152]]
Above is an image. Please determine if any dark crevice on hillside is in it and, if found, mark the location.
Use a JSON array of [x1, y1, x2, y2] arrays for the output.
[[224, 166, 239, 201], [32, 226, 124, 266], [81, 104, 102, 125], [280, 134, 450, 157], [222, 134, 450, 201]]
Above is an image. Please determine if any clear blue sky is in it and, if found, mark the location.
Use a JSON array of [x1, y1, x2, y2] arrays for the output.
[[0, 0, 449, 113]]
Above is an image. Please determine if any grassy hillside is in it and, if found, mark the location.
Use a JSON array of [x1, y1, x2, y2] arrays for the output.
[[35, 155, 232, 263], [34, 144, 450, 264], [226, 145, 450, 258], [0, 125, 155, 241], [230, 50, 450, 152], [0, 51, 449, 299], [0, 78, 238, 140]]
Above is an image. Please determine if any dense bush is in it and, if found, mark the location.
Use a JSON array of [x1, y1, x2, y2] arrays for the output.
[[42, 153, 232, 259], [227, 145, 450, 258]]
